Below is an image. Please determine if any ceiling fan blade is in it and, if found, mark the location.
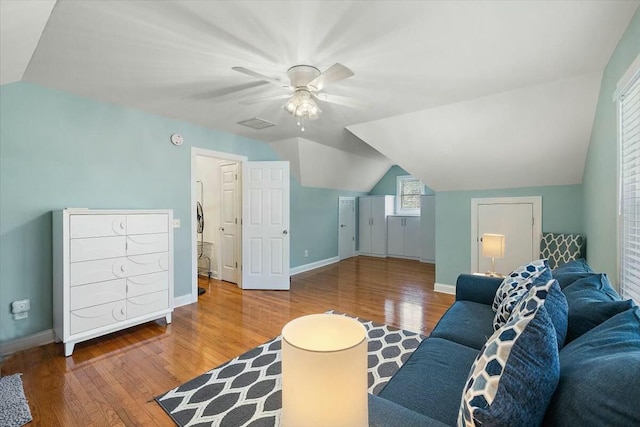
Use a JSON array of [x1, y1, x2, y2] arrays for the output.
[[232, 67, 290, 89], [307, 63, 354, 91], [239, 94, 291, 105], [313, 93, 370, 109]]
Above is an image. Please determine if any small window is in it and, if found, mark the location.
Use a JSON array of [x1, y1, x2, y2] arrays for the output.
[[396, 175, 424, 215]]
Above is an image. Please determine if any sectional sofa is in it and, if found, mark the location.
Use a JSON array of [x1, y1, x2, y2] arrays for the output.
[[369, 259, 640, 426]]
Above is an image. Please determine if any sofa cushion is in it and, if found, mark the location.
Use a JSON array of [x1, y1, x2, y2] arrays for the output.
[[492, 259, 550, 312], [459, 304, 559, 427], [562, 274, 632, 342], [378, 337, 479, 426], [552, 258, 593, 274], [509, 279, 568, 349], [368, 394, 450, 427], [551, 271, 596, 289], [545, 308, 640, 427], [493, 266, 552, 330], [430, 301, 496, 350]]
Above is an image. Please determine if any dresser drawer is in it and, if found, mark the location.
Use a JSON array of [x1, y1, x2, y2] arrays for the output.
[[70, 300, 126, 335], [127, 252, 169, 277], [127, 214, 168, 235], [70, 279, 126, 310], [70, 236, 126, 262], [127, 290, 169, 319], [70, 215, 126, 238], [70, 257, 127, 286], [127, 272, 168, 298], [127, 233, 168, 256]]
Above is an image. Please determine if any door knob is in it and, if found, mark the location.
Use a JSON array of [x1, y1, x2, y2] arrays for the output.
[[283, 230, 288, 235], [220, 227, 225, 232]]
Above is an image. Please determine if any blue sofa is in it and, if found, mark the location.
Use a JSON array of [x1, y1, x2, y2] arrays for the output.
[[369, 259, 640, 426]]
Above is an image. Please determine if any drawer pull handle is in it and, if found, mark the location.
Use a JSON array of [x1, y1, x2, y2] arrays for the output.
[[120, 265, 126, 272], [121, 308, 125, 315], [119, 222, 125, 230]]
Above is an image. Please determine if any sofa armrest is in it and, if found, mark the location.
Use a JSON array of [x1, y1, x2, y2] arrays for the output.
[[368, 394, 451, 427], [455, 274, 502, 305]]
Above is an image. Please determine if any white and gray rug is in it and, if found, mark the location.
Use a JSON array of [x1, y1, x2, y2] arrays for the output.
[[0, 374, 32, 427], [156, 311, 424, 427]]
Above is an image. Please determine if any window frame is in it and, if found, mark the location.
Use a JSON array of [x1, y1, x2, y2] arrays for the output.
[[617, 55, 640, 306], [396, 175, 424, 215]]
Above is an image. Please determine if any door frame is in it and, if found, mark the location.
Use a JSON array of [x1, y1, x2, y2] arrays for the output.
[[191, 147, 247, 303], [470, 196, 542, 274], [338, 197, 357, 260]]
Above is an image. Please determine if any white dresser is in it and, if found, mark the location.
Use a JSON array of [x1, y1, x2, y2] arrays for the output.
[[53, 209, 174, 356]]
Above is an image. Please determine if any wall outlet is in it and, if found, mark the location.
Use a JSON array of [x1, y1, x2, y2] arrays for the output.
[[172, 219, 181, 228], [304, 249, 309, 257], [11, 299, 30, 320]]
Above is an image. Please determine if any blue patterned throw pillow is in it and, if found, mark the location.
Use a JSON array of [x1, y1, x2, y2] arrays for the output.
[[493, 260, 552, 330], [492, 259, 550, 312], [509, 279, 568, 348], [459, 303, 560, 427]]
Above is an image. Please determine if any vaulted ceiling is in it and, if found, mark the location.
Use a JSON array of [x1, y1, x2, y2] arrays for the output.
[[1, 1, 638, 192]]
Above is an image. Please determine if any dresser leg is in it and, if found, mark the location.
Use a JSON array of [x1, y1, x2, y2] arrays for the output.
[[64, 342, 75, 357], [165, 313, 172, 324]]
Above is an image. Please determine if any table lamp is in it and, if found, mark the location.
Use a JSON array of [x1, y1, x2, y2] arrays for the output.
[[482, 233, 505, 277]]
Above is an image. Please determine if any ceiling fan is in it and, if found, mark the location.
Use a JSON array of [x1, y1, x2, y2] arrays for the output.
[[232, 63, 365, 130]]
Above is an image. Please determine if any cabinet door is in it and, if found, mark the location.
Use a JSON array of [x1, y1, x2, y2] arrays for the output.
[[370, 197, 388, 255], [403, 217, 421, 258], [358, 198, 372, 254], [387, 217, 405, 256]]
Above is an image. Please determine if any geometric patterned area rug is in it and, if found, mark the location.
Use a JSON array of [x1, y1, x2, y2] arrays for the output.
[[0, 374, 33, 427], [155, 310, 425, 426]]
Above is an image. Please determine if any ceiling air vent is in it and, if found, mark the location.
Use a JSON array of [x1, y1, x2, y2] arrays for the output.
[[237, 117, 276, 130]]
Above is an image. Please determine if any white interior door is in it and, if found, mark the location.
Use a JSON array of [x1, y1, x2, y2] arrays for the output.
[[338, 197, 356, 260], [358, 197, 372, 254], [220, 163, 238, 284], [242, 161, 290, 290]]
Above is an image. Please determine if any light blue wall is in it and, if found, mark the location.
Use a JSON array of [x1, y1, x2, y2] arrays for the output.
[[0, 82, 357, 343], [583, 8, 640, 285], [369, 165, 435, 196], [435, 185, 584, 285]]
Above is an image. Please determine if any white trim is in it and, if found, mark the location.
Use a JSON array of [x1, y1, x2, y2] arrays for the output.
[[434, 282, 456, 295], [420, 259, 436, 264], [290, 256, 340, 275], [174, 294, 194, 308], [470, 196, 542, 274], [396, 175, 423, 215], [191, 147, 248, 302], [613, 53, 640, 101], [0, 329, 56, 356]]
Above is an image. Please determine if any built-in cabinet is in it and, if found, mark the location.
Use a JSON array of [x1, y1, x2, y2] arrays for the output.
[[420, 195, 436, 263], [358, 196, 394, 257], [53, 209, 174, 356], [387, 216, 421, 259]]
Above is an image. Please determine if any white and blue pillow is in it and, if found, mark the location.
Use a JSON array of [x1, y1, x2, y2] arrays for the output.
[[492, 259, 550, 312], [458, 301, 560, 427]]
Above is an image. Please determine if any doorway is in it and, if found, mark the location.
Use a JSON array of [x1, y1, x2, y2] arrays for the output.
[[191, 148, 247, 301], [338, 197, 356, 260], [470, 196, 542, 275]]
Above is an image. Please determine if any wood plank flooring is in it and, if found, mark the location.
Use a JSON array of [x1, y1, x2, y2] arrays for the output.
[[2, 257, 454, 426]]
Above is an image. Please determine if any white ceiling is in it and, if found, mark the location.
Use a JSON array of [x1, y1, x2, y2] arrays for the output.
[[1, 0, 638, 191]]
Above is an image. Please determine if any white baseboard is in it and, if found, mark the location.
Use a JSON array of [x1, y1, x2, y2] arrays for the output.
[[291, 256, 340, 276], [0, 329, 56, 356], [420, 259, 435, 264], [434, 282, 456, 295], [174, 293, 195, 308]]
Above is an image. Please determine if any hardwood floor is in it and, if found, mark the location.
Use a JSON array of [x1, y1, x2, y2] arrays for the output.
[[2, 257, 454, 426]]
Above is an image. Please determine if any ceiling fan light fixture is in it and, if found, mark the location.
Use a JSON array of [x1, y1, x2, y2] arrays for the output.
[[284, 90, 320, 129]]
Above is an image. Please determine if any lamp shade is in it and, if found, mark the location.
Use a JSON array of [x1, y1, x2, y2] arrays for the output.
[[281, 314, 368, 427], [482, 233, 505, 259]]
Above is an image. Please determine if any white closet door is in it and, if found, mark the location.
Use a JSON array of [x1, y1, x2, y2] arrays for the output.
[[358, 197, 372, 254], [242, 161, 290, 290], [404, 217, 421, 258], [387, 217, 404, 256]]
